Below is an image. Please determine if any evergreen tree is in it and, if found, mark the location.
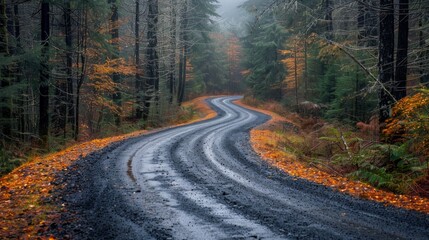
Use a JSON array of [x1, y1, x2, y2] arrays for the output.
[[186, 0, 225, 97], [190, 34, 227, 94], [243, 20, 287, 100]]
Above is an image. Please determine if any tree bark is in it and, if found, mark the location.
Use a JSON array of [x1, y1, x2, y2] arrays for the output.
[[65, 0, 74, 129], [39, 0, 50, 146], [378, 0, 395, 125], [394, 0, 408, 100], [294, 40, 298, 107], [177, 1, 188, 105], [169, 1, 177, 104], [0, 0, 11, 138], [13, 4, 23, 138], [13, 5, 20, 50], [75, 7, 88, 141], [304, 34, 308, 99], [419, 10, 428, 85], [135, 0, 143, 119], [0, 0, 8, 55], [109, 0, 121, 126], [143, 0, 159, 121], [324, 0, 333, 40]]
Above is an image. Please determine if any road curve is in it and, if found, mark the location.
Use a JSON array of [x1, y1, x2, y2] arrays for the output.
[[62, 96, 429, 239]]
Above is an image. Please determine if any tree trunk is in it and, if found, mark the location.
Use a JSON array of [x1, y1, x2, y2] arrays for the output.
[[135, 0, 143, 119], [324, 0, 333, 40], [357, 0, 365, 45], [419, 11, 428, 85], [143, 0, 159, 121], [178, 47, 187, 105], [177, 1, 188, 105], [178, 47, 184, 104], [75, 8, 88, 141], [0, 0, 11, 138], [65, 0, 74, 131], [394, 0, 408, 100], [378, 0, 395, 125], [53, 0, 73, 139], [39, 1, 50, 147], [304, 35, 308, 99], [169, 1, 177, 104], [13, 5, 20, 50], [294, 41, 298, 107], [13, 4, 23, 138], [109, 0, 121, 126]]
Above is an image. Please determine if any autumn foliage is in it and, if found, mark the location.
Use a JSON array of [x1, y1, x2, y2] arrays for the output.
[[238, 98, 429, 214], [281, 36, 306, 91], [0, 96, 217, 239], [383, 90, 429, 158]]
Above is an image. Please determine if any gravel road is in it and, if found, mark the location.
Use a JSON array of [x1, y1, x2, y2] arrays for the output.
[[59, 96, 429, 239]]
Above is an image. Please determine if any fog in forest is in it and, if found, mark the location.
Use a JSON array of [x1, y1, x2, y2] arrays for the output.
[[216, 0, 248, 31]]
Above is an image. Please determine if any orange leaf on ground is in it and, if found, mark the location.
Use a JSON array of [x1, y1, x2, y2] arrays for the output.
[[236, 99, 429, 214], [0, 96, 218, 239]]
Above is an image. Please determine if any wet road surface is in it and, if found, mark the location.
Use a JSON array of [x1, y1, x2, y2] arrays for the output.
[[62, 96, 429, 239]]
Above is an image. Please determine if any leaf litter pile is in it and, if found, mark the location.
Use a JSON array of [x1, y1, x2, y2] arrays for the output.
[[236, 100, 429, 214], [0, 97, 216, 239]]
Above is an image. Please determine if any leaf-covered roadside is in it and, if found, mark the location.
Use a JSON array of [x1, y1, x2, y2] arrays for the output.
[[0, 96, 216, 239], [237, 99, 429, 214]]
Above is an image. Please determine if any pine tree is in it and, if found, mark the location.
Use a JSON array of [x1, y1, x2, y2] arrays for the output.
[[243, 20, 287, 100]]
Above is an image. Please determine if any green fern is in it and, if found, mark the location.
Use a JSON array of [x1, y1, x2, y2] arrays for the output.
[[349, 167, 394, 189]]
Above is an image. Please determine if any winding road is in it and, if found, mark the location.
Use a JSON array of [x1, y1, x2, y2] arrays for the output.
[[63, 96, 429, 239]]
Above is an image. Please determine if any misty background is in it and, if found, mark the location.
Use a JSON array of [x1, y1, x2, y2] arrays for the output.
[[216, 0, 249, 32]]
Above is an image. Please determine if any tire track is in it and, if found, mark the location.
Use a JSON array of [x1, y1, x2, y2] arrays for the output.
[[65, 96, 429, 239]]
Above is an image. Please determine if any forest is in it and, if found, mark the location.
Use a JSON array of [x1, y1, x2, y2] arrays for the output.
[[0, 0, 429, 194], [1, 0, 429, 238], [0, 0, 244, 174], [240, 0, 429, 196]]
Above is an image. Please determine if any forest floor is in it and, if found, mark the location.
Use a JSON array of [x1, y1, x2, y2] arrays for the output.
[[236, 99, 429, 214], [0, 96, 217, 239]]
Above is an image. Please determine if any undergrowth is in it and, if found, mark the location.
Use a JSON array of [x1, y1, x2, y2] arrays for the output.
[[242, 95, 429, 196], [0, 102, 202, 177], [0, 147, 26, 176]]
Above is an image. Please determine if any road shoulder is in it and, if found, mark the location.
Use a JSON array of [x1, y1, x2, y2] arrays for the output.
[[235, 99, 429, 215], [0, 96, 218, 239]]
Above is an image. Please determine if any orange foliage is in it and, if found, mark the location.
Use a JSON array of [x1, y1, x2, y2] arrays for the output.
[[238, 100, 429, 214], [179, 96, 218, 124], [0, 96, 218, 239], [81, 58, 137, 133], [0, 133, 145, 239], [281, 36, 305, 90], [356, 116, 379, 141], [383, 92, 429, 157], [227, 36, 241, 69]]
